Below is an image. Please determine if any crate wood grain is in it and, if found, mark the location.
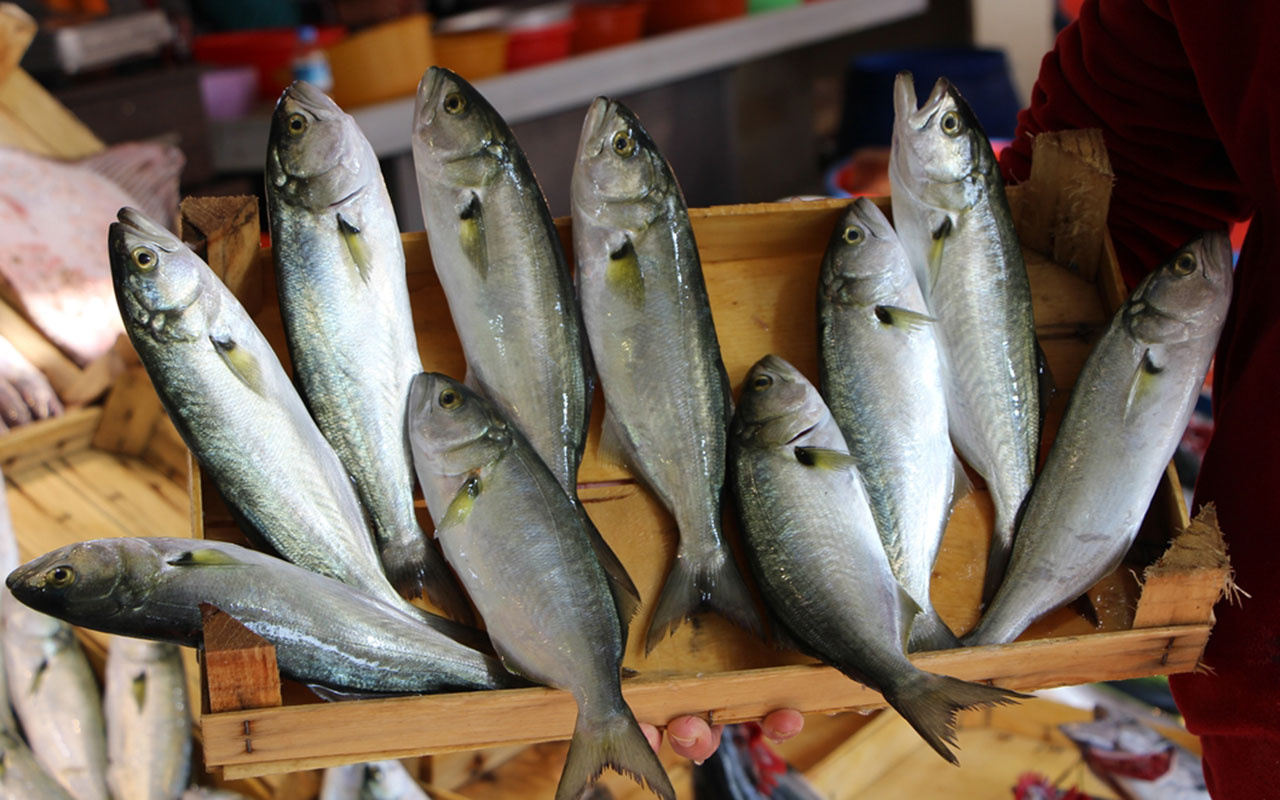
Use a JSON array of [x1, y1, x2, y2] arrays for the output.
[[193, 131, 1229, 779]]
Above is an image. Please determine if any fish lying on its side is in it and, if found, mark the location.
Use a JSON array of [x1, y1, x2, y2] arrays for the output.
[[817, 198, 962, 652], [265, 82, 470, 623], [407, 373, 673, 800], [965, 233, 1233, 646], [889, 72, 1041, 602], [104, 637, 191, 800], [729, 356, 1024, 764], [108, 207, 476, 642], [571, 97, 762, 652], [5, 538, 518, 697], [0, 729, 76, 800]]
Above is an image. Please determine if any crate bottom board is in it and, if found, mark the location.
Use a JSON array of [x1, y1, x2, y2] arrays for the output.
[[201, 622, 1208, 779]]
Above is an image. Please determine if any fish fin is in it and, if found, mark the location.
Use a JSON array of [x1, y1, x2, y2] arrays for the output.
[[907, 608, 962, 653], [927, 215, 952, 292], [439, 474, 482, 531], [557, 706, 675, 800], [458, 192, 488, 279], [1070, 593, 1102, 629], [883, 671, 1028, 765], [644, 551, 764, 654], [578, 504, 641, 643], [897, 583, 923, 653], [210, 334, 266, 396], [377, 534, 477, 625], [597, 409, 634, 470], [336, 213, 372, 284], [307, 684, 409, 702], [132, 670, 147, 712], [794, 446, 858, 470], [875, 305, 936, 332], [1124, 349, 1164, 423], [166, 548, 245, 567], [411, 607, 494, 653], [605, 237, 644, 308], [29, 657, 48, 695]]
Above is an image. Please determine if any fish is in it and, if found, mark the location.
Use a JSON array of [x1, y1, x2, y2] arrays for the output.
[[5, 537, 518, 697], [0, 728, 76, 800], [181, 789, 253, 800], [964, 233, 1233, 646], [728, 355, 1024, 764], [889, 72, 1041, 601], [359, 760, 431, 800], [108, 206, 477, 641], [104, 637, 191, 800], [265, 82, 471, 623], [407, 372, 673, 800], [319, 763, 365, 800], [571, 97, 763, 652], [817, 198, 962, 652]]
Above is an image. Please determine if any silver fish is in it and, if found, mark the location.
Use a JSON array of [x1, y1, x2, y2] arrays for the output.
[[889, 73, 1041, 601], [407, 372, 673, 800], [729, 355, 1023, 764], [571, 97, 762, 652], [319, 763, 365, 800], [965, 233, 1233, 645], [104, 637, 191, 800], [360, 760, 430, 800], [5, 538, 517, 697], [265, 82, 470, 623], [108, 207, 472, 639], [0, 728, 76, 800], [817, 198, 962, 652], [0, 479, 20, 737]]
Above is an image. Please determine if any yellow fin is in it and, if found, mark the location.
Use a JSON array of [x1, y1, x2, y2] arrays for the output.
[[875, 305, 936, 332], [1124, 348, 1164, 423], [166, 548, 245, 567], [210, 335, 265, 396], [606, 238, 644, 307], [794, 446, 858, 470], [458, 193, 488, 279], [336, 213, 372, 284], [131, 671, 147, 712], [440, 474, 481, 531], [927, 215, 951, 290]]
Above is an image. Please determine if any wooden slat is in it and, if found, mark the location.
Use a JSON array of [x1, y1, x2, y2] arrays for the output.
[[1133, 504, 1230, 630], [0, 5, 37, 86], [0, 407, 100, 472], [203, 604, 283, 714], [805, 711, 931, 797], [180, 196, 263, 311], [202, 624, 1208, 778], [0, 68, 103, 159]]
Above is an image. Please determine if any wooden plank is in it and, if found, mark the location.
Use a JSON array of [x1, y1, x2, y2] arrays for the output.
[[202, 604, 283, 714], [202, 624, 1208, 778], [0, 298, 85, 399], [0, 407, 100, 472], [0, 4, 37, 99], [1133, 504, 1230, 630], [181, 196, 263, 313], [54, 450, 189, 536], [805, 711, 920, 797], [92, 364, 166, 456], [428, 745, 530, 792], [0, 68, 104, 158]]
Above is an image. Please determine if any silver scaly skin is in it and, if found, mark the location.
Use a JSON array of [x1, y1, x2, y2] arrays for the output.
[[965, 233, 1233, 646], [729, 356, 1023, 765], [407, 373, 673, 800], [817, 198, 961, 652], [265, 82, 470, 623], [104, 637, 191, 800], [108, 207, 476, 641], [0, 728, 76, 800], [571, 97, 763, 653], [5, 538, 517, 696], [359, 760, 430, 800], [889, 72, 1040, 601]]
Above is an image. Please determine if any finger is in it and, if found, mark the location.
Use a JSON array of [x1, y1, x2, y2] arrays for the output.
[[665, 715, 721, 763], [761, 709, 804, 742], [639, 722, 662, 754]]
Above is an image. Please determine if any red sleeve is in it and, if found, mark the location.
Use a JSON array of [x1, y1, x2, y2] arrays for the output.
[[998, 0, 1253, 286]]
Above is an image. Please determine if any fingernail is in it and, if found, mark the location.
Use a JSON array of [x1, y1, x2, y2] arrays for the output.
[[693, 759, 705, 766], [669, 734, 696, 747]]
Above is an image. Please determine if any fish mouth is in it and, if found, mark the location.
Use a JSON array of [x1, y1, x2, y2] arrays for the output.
[[408, 372, 438, 419], [848, 197, 892, 239], [279, 80, 340, 119], [115, 208, 180, 252], [578, 96, 614, 161], [416, 67, 447, 130]]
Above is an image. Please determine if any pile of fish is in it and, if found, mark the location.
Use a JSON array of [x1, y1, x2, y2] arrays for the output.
[[1, 64, 1231, 798]]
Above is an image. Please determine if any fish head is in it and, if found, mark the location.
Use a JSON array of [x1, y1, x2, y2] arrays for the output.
[[732, 355, 829, 447], [110, 208, 209, 341], [1124, 231, 1234, 344], [407, 372, 513, 480], [412, 67, 507, 184], [6, 539, 157, 626], [267, 81, 376, 211], [572, 97, 666, 219], [890, 73, 990, 206], [820, 197, 912, 305]]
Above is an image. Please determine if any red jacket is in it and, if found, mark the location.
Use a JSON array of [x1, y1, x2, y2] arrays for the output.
[[1000, 2, 1280, 795]]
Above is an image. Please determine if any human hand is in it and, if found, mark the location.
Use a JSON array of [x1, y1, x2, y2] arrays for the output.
[[640, 709, 804, 763]]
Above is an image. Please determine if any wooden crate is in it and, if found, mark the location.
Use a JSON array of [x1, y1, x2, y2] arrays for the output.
[[193, 131, 1231, 781]]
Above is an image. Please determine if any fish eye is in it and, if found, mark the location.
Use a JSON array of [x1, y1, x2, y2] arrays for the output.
[[438, 388, 463, 409], [842, 225, 864, 245], [131, 246, 158, 271], [46, 565, 76, 589], [751, 373, 773, 391], [940, 110, 963, 136], [612, 131, 635, 157], [443, 92, 467, 116], [1173, 252, 1197, 275], [287, 113, 307, 135]]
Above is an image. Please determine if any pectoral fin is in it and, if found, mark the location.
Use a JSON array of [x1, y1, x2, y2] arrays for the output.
[[132, 671, 147, 712], [210, 335, 266, 396], [336, 213, 372, 284], [794, 446, 858, 470], [927, 215, 952, 291], [875, 305, 936, 332], [458, 193, 488, 279], [1124, 349, 1164, 422], [898, 583, 923, 652], [606, 237, 644, 308], [439, 474, 482, 531], [167, 548, 246, 567]]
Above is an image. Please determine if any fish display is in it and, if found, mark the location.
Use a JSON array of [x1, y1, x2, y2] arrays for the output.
[[265, 82, 470, 623], [571, 97, 762, 652], [729, 355, 1023, 763], [965, 233, 1232, 646], [5, 538, 517, 697], [108, 207, 472, 638], [889, 72, 1041, 601], [104, 637, 191, 800], [817, 198, 961, 652], [0, 729, 76, 800], [407, 373, 673, 800]]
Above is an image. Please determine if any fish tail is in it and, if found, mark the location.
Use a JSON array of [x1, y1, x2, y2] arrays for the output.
[[557, 705, 674, 800], [380, 534, 476, 626], [884, 670, 1028, 765], [906, 606, 962, 652], [644, 551, 764, 654]]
